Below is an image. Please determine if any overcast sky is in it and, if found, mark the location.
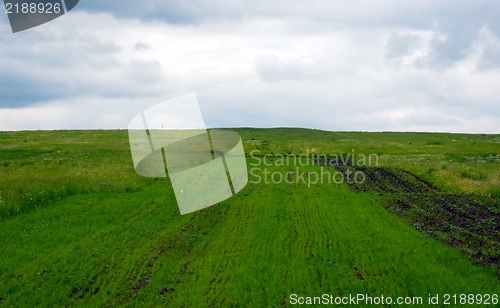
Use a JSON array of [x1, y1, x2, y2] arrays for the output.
[[1, 1, 500, 132]]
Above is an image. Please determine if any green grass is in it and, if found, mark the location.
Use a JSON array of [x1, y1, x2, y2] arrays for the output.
[[0, 130, 152, 219], [0, 128, 499, 306]]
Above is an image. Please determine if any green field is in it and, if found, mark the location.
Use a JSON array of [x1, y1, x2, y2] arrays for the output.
[[0, 129, 499, 307]]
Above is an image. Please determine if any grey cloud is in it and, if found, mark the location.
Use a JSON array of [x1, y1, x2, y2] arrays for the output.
[[134, 42, 151, 51], [424, 22, 482, 69], [124, 60, 164, 84], [0, 32, 164, 108], [76, 1, 497, 31], [384, 33, 422, 59], [83, 0, 425, 29], [78, 0, 243, 24], [414, 4, 500, 70], [476, 42, 500, 71], [0, 33, 121, 69]]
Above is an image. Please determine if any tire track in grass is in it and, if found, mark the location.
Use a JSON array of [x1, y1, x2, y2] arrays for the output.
[[306, 195, 334, 290], [124, 203, 232, 306]]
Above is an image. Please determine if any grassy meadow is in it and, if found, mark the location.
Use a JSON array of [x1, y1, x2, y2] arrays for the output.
[[0, 128, 499, 307]]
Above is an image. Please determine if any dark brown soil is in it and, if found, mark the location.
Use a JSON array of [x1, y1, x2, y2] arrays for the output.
[[68, 286, 81, 298], [133, 276, 150, 292], [159, 287, 174, 295], [315, 158, 500, 275], [353, 266, 365, 280]]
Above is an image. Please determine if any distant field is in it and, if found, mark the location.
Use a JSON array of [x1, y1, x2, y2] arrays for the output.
[[0, 129, 499, 306], [234, 128, 500, 198]]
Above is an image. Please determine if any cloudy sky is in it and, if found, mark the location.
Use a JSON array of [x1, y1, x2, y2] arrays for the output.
[[1, 0, 500, 132]]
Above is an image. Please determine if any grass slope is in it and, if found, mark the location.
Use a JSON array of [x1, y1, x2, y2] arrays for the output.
[[0, 129, 499, 306]]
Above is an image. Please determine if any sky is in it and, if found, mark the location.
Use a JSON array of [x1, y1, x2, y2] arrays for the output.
[[1, 0, 500, 132]]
